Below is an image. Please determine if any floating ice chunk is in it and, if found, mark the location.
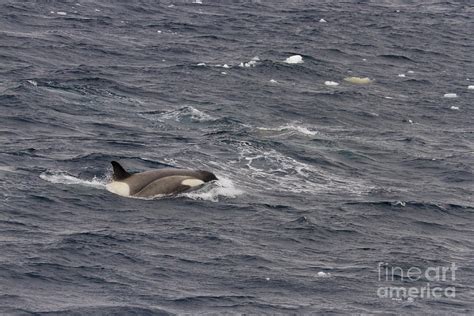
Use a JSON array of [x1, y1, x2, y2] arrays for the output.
[[408, 119, 413, 124], [265, 277, 270, 281], [56, 11, 67, 15], [95, 9, 101, 12], [221, 71, 227, 75], [319, 18, 327, 23], [269, 79, 278, 83], [239, 56, 259, 68], [324, 81, 339, 86], [398, 74, 406, 77], [284, 55, 303, 64], [362, 58, 367, 61], [450, 106, 459, 110], [197, 62, 206, 66], [27, 80, 37, 86], [157, 30, 162, 33], [222, 64, 230, 68], [193, 0, 203, 4], [344, 77, 372, 84], [468, 85, 474, 90], [316, 271, 331, 278], [407, 70, 414, 74], [443, 93, 457, 98], [50, 11, 55, 14]]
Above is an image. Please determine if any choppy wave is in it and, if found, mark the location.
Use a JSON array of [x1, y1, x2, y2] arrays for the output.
[[40, 171, 107, 189], [256, 123, 318, 136]]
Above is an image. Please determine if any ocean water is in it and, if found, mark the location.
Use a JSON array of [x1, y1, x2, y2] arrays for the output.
[[1, 0, 473, 314]]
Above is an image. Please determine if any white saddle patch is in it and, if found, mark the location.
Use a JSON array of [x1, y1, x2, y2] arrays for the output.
[[181, 178, 204, 187], [106, 181, 130, 197]]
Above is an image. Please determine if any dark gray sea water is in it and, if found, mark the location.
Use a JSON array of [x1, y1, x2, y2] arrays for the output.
[[1, 0, 473, 314]]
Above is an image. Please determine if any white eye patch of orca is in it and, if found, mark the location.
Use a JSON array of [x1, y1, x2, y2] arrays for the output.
[[181, 178, 204, 187]]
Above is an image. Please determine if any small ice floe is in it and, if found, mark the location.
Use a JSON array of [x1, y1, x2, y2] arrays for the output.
[[344, 77, 372, 84], [398, 74, 406, 77], [193, 0, 203, 4], [95, 8, 101, 12], [50, 11, 55, 14], [319, 18, 327, 23], [157, 30, 162, 33], [316, 271, 331, 278], [362, 58, 367, 61], [269, 79, 278, 83], [284, 55, 303, 64], [239, 56, 259, 68], [27, 80, 37, 86], [324, 81, 339, 86], [468, 85, 474, 90], [222, 64, 230, 68], [221, 71, 227, 75], [56, 11, 67, 15], [443, 93, 457, 98], [197, 62, 206, 66], [450, 106, 459, 110], [407, 70, 414, 74], [265, 277, 270, 281]]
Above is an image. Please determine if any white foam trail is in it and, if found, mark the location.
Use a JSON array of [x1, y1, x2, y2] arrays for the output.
[[0, 166, 16, 173], [181, 176, 244, 202], [232, 142, 371, 195], [257, 123, 318, 136], [40, 171, 106, 189]]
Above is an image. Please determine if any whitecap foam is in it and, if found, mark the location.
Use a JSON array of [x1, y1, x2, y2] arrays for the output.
[[141, 106, 216, 123], [257, 123, 318, 136], [468, 85, 474, 90], [398, 74, 406, 77], [319, 18, 327, 23], [450, 106, 459, 110], [40, 171, 106, 189], [284, 55, 303, 64], [181, 176, 244, 202]]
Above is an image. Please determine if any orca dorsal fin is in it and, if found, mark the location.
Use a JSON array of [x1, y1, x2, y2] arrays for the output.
[[111, 161, 131, 181]]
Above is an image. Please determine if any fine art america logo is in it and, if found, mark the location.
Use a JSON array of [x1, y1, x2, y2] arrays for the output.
[[377, 262, 457, 302]]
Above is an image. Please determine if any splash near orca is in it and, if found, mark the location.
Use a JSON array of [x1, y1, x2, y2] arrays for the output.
[[106, 161, 218, 198]]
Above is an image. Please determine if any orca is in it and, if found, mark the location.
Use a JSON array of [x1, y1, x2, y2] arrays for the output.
[[106, 161, 217, 198]]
